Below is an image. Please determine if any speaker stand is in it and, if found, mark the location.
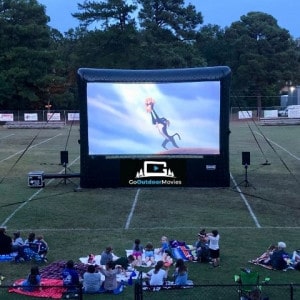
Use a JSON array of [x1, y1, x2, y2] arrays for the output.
[[57, 163, 76, 186], [235, 164, 255, 189]]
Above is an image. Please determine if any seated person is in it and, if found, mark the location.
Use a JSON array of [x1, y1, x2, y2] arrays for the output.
[[250, 244, 277, 265], [21, 266, 41, 292], [193, 230, 210, 262], [132, 239, 143, 266], [157, 236, 171, 260], [145, 260, 168, 290], [12, 231, 24, 252], [112, 254, 136, 270], [82, 264, 102, 294], [35, 235, 49, 260], [143, 242, 155, 266], [0, 227, 12, 255], [100, 246, 113, 265], [270, 242, 289, 270], [99, 261, 123, 294], [173, 259, 188, 285], [62, 260, 80, 291], [163, 253, 173, 267]]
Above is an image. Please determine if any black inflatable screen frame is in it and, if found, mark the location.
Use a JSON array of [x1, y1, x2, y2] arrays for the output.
[[78, 67, 231, 188]]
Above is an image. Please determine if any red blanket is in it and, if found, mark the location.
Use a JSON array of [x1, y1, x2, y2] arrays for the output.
[[9, 278, 66, 299]]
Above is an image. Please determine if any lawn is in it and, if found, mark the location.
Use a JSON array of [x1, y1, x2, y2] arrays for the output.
[[0, 121, 299, 299]]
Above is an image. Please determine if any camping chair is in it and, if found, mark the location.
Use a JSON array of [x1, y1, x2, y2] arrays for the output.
[[234, 269, 270, 300]]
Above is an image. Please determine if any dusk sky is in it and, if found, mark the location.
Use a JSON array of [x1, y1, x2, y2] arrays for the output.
[[38, 0, 300, 38]]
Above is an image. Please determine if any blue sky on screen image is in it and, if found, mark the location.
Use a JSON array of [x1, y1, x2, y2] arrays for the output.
[[87, 81, 220, 155]]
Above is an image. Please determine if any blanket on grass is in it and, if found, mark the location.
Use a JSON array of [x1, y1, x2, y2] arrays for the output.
[[0, 253, 17, 262], [79, 253, 119, 265], [126, 242, 195, 265], [40, 260, 139, 284], [9, 278, 65, 299]]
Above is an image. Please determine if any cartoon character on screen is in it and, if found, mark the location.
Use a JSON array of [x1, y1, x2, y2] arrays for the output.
[[145, 97, 181, 150]]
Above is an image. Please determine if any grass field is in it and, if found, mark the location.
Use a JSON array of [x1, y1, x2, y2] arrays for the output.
[[0, 121, 299, 299]]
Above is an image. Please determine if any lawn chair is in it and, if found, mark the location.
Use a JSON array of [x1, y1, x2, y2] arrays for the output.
[[234, 269, 270, 300]]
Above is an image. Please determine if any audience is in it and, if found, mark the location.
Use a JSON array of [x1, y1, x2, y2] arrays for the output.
[[62, 260, 80, 291], [100, 246, 113, 265], [132, 239, 143, 266], [99, 260, 123, 294], [173, 259, 188, 285], [12, 231, 24, 252], [270, 242, 289, 270], [207, 230, 220, 268], [143, 242, 155, 266], [0, 227, 12, 255], [145, 260, 168, 290], [21, 266, 41, 292], [82, 264, 102, 294]]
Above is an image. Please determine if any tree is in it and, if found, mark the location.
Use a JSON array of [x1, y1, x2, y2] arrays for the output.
[[138, 0, 202, 41], [136, 0, 205, 68], [0, 0, 57, 110], [72, 0, 137, 30], [223, 12, 300, 108], [196, 24, 226, 66]]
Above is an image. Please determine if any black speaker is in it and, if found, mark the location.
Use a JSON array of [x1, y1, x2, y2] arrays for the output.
[[60, 151, 69, 165], [242, 152, 250, 165]]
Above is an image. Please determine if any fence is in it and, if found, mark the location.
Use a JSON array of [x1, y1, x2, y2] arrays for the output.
[[0, 110, 80, 124], [1, 282, 300, 299], [134, 271, 300, 300]]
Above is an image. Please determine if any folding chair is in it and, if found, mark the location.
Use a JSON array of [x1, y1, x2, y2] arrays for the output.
[[234, 269, 270, 300]]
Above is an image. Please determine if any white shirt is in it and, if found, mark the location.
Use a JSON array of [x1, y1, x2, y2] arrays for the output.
[[147, 269, 167, 286], [208, 234, 220, 250]]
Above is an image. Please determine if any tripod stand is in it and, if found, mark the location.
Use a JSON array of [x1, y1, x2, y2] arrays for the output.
[[59, 162, 76, 185], [235, 163, 255, 188], [243, 164, 250, 187]]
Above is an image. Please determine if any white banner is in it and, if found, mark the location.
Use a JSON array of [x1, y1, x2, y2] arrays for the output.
[[24, 113, 38, 121], [67, 113, 80, 121], [238, 111, 252, 119], [288, 107, 300, 118], [0, 113, 14, 121], [263, 110, 278, 118], [47, 113, 61, 121]]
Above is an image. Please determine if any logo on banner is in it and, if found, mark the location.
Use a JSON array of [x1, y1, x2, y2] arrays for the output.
[[125, 160, 183, 186], [135, 161, 175, 178]]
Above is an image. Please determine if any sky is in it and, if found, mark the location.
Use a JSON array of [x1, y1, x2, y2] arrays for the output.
[[38, 0, 300, 38]]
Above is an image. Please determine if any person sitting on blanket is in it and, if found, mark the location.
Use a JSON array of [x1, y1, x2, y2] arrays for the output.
[[82, 264, 102, 294], [12, 231, 24, 252], [157, 236, 172, 261], [173, 259, 188, 286], [99, 260, 124, 294], [163, 253, 173, 267], [143, 242, 155, 266], [0, 226, 12, 255], [132, 239, 143, 266], [100, 246, 113, 265], [249, 244, 277, 265], [62, 260, 80, 291], [145, 260, 169, 290], [21, 266, 41, 292], [112, 254, 136, 270]]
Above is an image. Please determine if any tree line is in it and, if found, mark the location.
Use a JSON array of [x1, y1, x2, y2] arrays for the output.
[[0, 0, 299, 110]]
